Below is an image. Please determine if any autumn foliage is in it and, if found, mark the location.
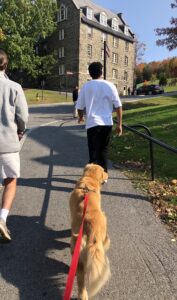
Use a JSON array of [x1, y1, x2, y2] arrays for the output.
[[135, 57, 177, 84]]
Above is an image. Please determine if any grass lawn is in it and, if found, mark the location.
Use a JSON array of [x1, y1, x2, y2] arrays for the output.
[[24, 89, 72, 105], [110, 95, 177, 236], [164, 85, 177, 92], [110, 95, 177, 180]]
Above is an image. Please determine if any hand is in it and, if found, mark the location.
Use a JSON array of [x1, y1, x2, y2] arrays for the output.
[[78, 117, 84, 123], [18, 131, 24, 141], [116, 125, 122, 136]]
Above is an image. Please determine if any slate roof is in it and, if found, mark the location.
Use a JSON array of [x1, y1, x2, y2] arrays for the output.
[[73, 0, 122, 20], [72, 0, 134, 41]]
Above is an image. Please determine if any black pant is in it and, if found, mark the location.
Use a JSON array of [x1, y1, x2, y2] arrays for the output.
[[87, 125, 112, 172]]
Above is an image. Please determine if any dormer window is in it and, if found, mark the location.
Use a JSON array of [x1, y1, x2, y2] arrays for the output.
[[112, 18, 119, 31], [86, 7, 93, 20], [124, 25, 129, 35], [57, 4, 68, 22], [100, 12, 107, 27]]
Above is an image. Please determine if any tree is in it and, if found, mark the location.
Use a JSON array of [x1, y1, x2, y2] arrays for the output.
[[135, 69, 143, 84], [155, 0, 177, 51], [142, 65, 152, 81], [159, 73, 167, 86], [135, 38, 146, 65], [0, 0, 57, 78], [150, 73, 157, 83], [0, 28, 6, 41], [169, 57, 177, 78]]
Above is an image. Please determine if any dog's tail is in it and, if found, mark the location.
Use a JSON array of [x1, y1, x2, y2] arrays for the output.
[[85, 240, 110, 299]]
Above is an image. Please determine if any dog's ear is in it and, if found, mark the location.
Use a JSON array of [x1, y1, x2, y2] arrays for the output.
[[83, 163, 92, 174]]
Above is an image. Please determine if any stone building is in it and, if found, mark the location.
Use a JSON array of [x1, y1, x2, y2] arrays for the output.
[[46, 0, 136, 95]]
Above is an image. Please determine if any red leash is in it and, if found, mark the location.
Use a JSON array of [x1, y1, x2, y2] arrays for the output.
[[63, 193, 89, 300]]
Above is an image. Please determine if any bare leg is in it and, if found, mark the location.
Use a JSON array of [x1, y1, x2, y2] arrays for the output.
[[1, 178, 17, 210], [77, 261, 88, 300], [0, 178, 16, 240]]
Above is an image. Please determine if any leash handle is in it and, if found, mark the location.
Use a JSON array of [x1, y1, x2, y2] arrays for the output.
[[63, 194, 89, 300]]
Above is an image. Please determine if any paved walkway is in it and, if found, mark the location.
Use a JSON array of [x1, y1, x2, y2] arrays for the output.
[[0, 103, 177, 300]]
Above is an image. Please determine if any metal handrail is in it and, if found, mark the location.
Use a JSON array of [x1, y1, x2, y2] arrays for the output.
[[123, 124, 155, 180], [115, 122, 177, 180]]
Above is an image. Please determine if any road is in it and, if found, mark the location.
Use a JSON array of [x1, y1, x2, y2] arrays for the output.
[[0, 103, 177, 300]]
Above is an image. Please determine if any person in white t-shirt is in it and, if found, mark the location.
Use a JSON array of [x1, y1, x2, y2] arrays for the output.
[[76, 61, 122, 175]]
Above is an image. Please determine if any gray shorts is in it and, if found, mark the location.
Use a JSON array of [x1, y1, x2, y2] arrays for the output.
[[0, 153, 20, 180]]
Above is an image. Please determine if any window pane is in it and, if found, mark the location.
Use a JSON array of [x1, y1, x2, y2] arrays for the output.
[[88, 45, 92, 57]]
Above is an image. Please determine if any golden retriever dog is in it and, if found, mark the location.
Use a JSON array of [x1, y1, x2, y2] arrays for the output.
[[70, 164, 110, 300]]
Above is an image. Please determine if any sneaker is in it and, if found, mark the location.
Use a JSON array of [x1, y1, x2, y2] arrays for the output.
[[0, 218, 11, 241]]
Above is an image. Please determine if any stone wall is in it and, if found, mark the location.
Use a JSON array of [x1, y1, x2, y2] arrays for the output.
[[46, 0, 80, 91], [46, 0, 135, 94], [79, 20, 135, 95]]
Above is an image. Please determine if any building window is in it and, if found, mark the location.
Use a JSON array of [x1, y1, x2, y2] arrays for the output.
[[124, 71, 128, 81], [59, 64, 65, 75], [101, 32, 107, 43], [112, 69, 118, 79], [88, 44, 92, 58], [57, 4, 68, 22], [124, 56, 128, 66], [59, 47, 64, 58], [100, 12, 107, 26], [59, 29, 65, 40], [112, 53, 118, 64], [112, 18, 119, 31], [86, 7, 93, 20], [113, 37, 118, 48], [101, 49, 104, 61], [125, 41, 129, 51], [88, 26, 93, 38]]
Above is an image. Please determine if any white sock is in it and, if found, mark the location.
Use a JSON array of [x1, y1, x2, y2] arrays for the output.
[[0, 208, 9, 223]]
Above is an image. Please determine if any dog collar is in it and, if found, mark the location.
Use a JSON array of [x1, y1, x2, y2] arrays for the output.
[[77, 184, 96, 193]]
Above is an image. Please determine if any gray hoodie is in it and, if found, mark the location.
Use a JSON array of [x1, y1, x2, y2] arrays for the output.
[[0, 72, 28, 153]]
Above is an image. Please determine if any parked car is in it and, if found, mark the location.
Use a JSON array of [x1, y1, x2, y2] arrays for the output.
[[136, 85, 164, 95]]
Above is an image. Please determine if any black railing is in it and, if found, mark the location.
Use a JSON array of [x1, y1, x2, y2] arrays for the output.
[[115, 122, 177, 180]]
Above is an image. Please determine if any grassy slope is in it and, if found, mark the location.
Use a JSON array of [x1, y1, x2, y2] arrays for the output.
[[110, 95, 177, 179], [24, 89, 72, 104], [136, 80, 177, 93]]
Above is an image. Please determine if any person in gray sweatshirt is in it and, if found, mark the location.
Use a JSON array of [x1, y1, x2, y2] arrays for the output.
[[0, 49, 28, 241]]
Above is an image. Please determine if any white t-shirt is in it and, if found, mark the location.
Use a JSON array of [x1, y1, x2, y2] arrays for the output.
[[76, 79, 122, 129]]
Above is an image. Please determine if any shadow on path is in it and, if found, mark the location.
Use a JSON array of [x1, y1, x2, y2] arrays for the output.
[[0, 215, 70, 299]]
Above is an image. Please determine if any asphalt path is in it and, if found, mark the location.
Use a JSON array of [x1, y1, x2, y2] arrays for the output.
[[0, 103, 177, 300]]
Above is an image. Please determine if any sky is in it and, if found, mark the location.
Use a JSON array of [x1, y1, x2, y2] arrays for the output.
[[93, 0, 177, 63]]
